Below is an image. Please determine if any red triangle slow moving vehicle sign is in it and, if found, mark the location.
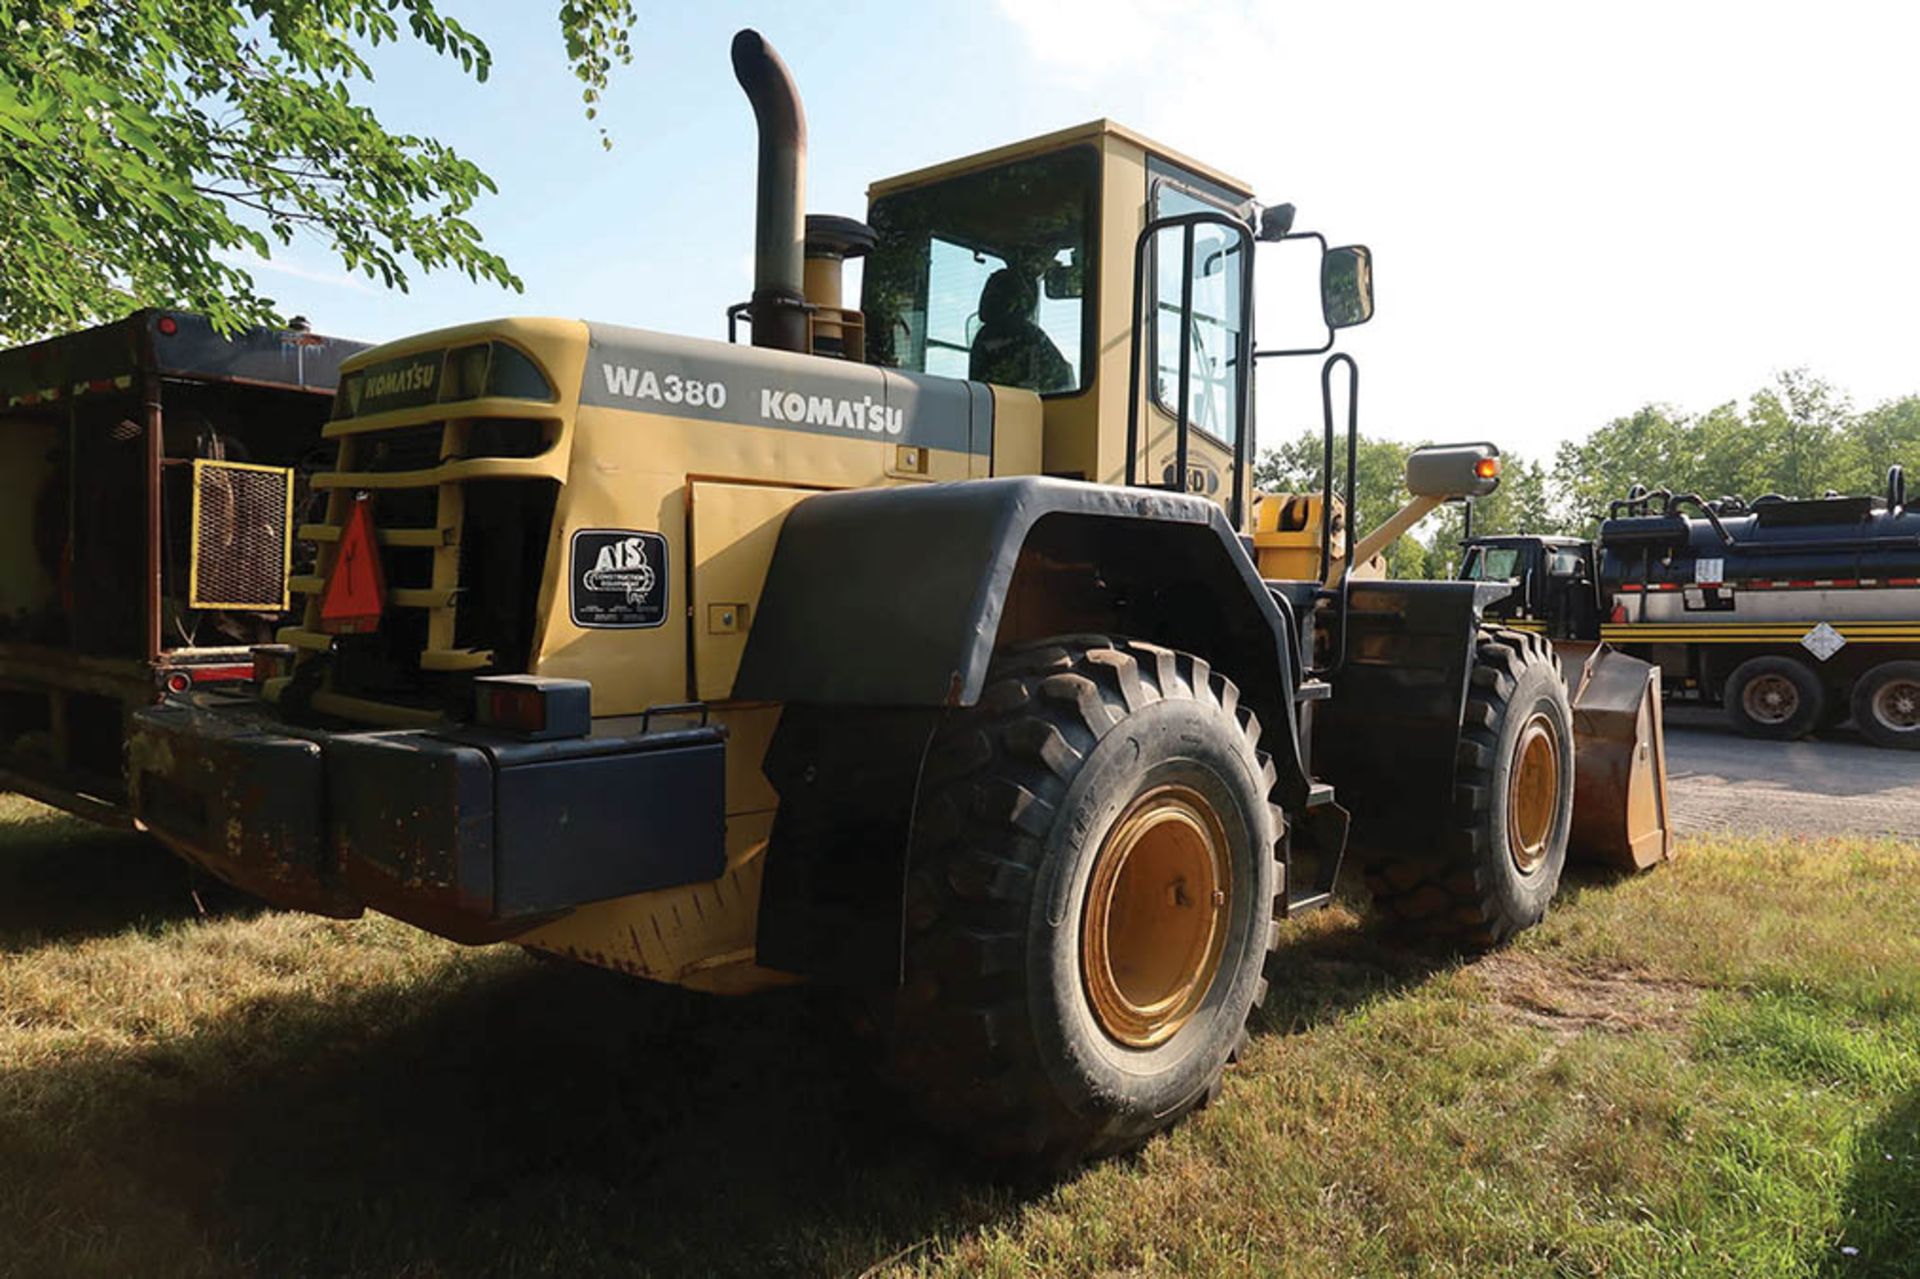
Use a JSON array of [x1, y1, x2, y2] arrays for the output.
[[318, 498, 387, 635]]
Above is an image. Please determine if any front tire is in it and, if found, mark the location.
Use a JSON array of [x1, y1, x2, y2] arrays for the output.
[[881, 637, 1281, 1166], [1364, 629, 1575, 948]]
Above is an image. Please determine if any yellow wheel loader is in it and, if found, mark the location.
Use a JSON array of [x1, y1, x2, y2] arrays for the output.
[[127, 30, 1671, 1166]]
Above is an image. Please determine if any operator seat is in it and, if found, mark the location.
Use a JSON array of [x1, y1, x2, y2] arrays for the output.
[[968, 268, 1073, 393]]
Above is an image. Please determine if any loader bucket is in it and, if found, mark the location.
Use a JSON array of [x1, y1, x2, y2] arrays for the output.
[[1556, 641, 1674, 870]]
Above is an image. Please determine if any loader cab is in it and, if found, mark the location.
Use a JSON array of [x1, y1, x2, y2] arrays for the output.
[[864, 121, 1325, 529], [1460, 535, 1599, 639]]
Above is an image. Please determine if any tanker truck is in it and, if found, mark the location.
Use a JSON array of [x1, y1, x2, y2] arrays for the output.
[[1462, 466, 1919, 748]]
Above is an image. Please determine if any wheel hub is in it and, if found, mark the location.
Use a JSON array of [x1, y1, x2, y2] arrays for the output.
[[1742, 673, 1800, 725], [1506, 713, 1560, 873], [1874, 678, 1920, 731], [1081, 785, 1231, 1049]]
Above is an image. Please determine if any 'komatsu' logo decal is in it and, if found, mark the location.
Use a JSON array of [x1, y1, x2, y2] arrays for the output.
[[362, 360, 437, 402], [759, 387, 903, 436]]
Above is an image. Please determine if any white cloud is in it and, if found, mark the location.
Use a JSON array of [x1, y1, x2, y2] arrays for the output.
[[992, 1, 1920, 460]]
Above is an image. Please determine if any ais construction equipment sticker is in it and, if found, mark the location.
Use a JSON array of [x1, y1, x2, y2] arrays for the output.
[[571, 529, 668, 629]]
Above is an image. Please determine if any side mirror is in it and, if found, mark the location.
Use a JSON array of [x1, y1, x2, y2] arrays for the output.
[[1321, 245, 1374, 329], [1405, 442, 1501, 499]]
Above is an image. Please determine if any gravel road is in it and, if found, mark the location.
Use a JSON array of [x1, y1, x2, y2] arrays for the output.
[[1662, 704, 1920, 841]]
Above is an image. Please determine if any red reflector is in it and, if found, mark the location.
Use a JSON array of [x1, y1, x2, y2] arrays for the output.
[[157, 315, 178, 336], [319, 498, 387, 634], [189, 664, 255, 685], [482, 685, 547, 734]]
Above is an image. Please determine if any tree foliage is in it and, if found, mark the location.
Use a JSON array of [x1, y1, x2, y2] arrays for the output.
[[1551, 369, 1917, 535], [0, 0, 636, 341]]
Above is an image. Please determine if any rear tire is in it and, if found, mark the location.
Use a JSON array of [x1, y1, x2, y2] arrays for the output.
[[1853, 661, 1920, 750], [1364, 628, 1574, 948], [1723, 655, 1823, 740], [879, 637, 1281, 1167]]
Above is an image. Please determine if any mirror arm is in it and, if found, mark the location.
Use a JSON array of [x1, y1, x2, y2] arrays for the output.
[[1329, 494, 1441, 590], [1253, 230, 1336, 359]]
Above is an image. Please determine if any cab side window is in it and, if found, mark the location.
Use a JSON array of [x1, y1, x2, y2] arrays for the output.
[[1151, 179, 1246, 445]]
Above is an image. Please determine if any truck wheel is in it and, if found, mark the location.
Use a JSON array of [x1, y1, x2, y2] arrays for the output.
[[1365, 629, 1574, 948], [1852, 661, 1920, 750], [881, 637, 1281, 1166], [1724, 655, 1824, 740]]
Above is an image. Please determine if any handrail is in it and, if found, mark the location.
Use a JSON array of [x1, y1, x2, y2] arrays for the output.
[[1316, 352, 1358, 674]]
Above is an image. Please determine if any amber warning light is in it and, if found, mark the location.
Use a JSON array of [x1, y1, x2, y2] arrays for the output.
[[1475, 457, 1501, 480], [318, 498, 387, 634]]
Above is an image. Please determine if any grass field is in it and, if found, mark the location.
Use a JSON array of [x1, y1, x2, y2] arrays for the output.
[[1, 793, 1915, 1278]]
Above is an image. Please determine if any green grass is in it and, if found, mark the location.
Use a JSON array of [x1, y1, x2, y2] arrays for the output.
[[0, 792, 1916, 1278]]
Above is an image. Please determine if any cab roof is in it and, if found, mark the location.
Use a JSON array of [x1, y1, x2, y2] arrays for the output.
[[867, 119, 1255, 202], [1469, 534, 1590, 548]]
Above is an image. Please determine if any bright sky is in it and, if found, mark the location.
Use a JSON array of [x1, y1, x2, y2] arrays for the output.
[[273, 0, 1920, 462]]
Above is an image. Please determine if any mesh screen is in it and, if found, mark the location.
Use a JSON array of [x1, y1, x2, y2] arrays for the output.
[[190, 460, 293, 611]]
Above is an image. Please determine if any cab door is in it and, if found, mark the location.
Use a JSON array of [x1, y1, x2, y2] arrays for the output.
[[1138, 167, 1250, 520]]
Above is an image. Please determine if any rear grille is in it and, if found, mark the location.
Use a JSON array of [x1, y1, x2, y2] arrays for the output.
[[296, 418, 559, 715], [354, 424, 444, 473], [454, 479, 559, 673]]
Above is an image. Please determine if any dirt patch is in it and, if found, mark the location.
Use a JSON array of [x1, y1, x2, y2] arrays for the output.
[[1471, 951, 1701, 1038]]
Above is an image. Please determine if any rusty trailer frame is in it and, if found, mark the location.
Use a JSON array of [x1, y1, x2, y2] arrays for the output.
[[0, 310, 366, 824]]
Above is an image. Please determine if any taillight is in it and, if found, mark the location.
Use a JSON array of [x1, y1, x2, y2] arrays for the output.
[[472, 675, 591, 740]]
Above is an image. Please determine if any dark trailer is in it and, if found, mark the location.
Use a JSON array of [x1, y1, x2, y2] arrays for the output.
[[0, 309, 366, 823]]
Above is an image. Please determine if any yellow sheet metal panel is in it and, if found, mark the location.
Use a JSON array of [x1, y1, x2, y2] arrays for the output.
[[1250, 493, 1384, 581], [689, 481, 821, 702], [517, 808, 790, 994], [534, 391, 988, 715], [988, 384, 1044, 478]]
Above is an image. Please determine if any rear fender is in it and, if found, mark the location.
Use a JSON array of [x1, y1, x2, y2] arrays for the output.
[[739, 476, 1317, 981]]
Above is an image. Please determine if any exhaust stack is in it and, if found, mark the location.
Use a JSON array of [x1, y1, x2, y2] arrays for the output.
[[731, 29, 809, 354]]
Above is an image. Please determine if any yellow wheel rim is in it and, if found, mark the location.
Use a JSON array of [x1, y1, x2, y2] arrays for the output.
[[1081, 784, 1232, 1049], [1507, 713, 1560, 873]]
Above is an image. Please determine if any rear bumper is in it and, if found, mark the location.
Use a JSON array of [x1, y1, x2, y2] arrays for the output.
[[128, 696, 728, 942]]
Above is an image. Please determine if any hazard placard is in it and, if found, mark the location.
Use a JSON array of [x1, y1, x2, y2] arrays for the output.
[[318, 498, 387, 634]]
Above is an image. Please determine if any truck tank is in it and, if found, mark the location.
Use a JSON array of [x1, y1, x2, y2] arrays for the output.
[[1595, 471, 1920, 747]]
